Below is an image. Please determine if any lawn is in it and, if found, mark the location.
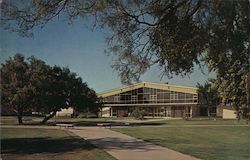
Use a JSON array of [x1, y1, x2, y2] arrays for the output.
[[1, 128, 116, 160], [1, 116, 20, 125], [112, 126, 250, 160], [1, 117, 249, 160], [2, 116, 248, 126], [0, 116, 154, 125], [150, 118, 249, 125]]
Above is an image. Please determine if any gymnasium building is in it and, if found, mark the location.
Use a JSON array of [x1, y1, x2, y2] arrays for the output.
[[98, 82, 199, 118]]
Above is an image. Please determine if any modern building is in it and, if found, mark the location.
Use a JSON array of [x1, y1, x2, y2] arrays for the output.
[[98, 82, 199, 118]]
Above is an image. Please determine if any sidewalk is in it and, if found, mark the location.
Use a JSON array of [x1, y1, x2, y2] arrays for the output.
[[70, 127, 199, 160]]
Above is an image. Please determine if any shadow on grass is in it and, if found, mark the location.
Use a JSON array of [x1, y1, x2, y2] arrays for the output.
[[18, 121, 166, 127], [88, 137, 158, 151], [1, 136, 95, 154], [74, 121, 165, 127]]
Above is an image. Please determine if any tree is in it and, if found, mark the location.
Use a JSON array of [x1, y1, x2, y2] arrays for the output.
[[1, 53, 99, 124], [0, 0, 210, 81], [39, 65, 100, 123], [130, 108, 146, 120], [211, 75, 248, 120], [60, 70, 100, 117], [1, 54, 32, 124], [38, 66, 70, 123], [27, 56, 51, 118], [1, 0, 249, 115], [202, 0, 250, 119], [197, 82, 219, 119]]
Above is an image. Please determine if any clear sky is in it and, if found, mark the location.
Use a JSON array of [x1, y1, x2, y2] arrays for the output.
[[0, 17, 215, 93]]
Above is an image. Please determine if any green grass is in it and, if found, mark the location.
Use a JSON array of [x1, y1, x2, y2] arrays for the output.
[[1, 116, 19, 125], [150, 118, 249, 125], [0, 116, 160, 126], [2, 116, 248, 126], [0, 116, 119, 125], [1, 128, 116, 160], [112, 126, 250, 160]]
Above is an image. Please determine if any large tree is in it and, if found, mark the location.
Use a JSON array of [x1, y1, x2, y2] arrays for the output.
[[1, 54, 99, 124], [1, 54, 32, 124], [1, 0, 249, 114], [197, 81, 220, 119]]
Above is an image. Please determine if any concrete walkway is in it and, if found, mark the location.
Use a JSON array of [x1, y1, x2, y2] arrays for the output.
[[70, 127, 199, 160]]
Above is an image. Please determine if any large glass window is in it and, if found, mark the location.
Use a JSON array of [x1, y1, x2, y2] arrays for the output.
[[131, 95, 137, 101], [102, 87, 198, 104], [170, 93, 178, 100], [149, 95, 157, 102], [114, 95, 120, 102]]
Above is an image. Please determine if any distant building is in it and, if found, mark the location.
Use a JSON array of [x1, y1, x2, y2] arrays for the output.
[[98, 82, 199, 118], [32, 108, 74, 117], [56, 108, 74, 117], [217, 105, 237, 119]]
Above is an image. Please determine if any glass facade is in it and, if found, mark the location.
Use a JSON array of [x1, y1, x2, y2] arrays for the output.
[[102, 87, 198, 105]]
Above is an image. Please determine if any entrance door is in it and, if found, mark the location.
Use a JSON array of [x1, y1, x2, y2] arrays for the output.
[[165, 107, 171, 117], [162, 106, 171, 117]]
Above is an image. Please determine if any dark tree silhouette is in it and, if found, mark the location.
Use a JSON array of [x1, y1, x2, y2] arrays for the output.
[[1, 0, 249, 118], [1, 54, 99, 124]]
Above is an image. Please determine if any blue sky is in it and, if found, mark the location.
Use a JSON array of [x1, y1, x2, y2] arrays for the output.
[[0, 18, 215, 92]]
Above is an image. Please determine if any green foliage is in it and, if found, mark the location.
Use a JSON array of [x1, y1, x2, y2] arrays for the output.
[[197, 81, 220, 117], [129, 108, 146, 120], [211, 75, 248, 118], [201, 0, 249, 117], [1, 0, 248, 81], [1, 54, 32, 124], [197, 82, 220, 106], [0, 53, 99, 124], [1, 0, 249, 115]]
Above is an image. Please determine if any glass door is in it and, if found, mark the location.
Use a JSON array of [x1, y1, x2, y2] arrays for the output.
[[165, 106, 171, 117]]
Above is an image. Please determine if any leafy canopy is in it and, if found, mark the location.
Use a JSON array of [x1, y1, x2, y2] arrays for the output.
[[1, 0, 249, 83], [1, 53, 99, 124], [1, 0, 249, 114]]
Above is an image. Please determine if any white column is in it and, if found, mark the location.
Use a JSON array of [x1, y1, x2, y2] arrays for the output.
[[110, 107, 113, 117], [190, 106, 193, 118]]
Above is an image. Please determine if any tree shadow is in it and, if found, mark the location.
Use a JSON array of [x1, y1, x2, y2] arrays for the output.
[[19, 119, 166, 127], [73, 121, 165, 127], [1, 136, 95, 154], [88, 137, 159, 152]]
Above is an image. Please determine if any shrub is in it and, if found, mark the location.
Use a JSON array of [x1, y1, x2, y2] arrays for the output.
[[130, 108, 146, 120], [77, 112, 98, 118]]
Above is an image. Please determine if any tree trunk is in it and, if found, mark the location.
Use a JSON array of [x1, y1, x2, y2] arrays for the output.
[[17, 114, 23, 124], [237, 111, 241, 122], [17, 106, 23, 124], [247, 0, 250, 122], [41, 110, 57, 124], [246, 71, 250, 122], [207, 106, 211, 120], [236, 104, 241, 122]]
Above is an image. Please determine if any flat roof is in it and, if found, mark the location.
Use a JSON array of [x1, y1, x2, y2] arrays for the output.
[[98, 82, 198, 98]]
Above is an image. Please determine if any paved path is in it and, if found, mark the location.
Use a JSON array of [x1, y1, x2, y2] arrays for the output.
[[70, 127, 199, 160], [4, 124, 249, 160]]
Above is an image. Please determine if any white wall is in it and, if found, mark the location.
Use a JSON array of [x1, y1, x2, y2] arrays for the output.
[[223, 109, 237, 119], [56, 108, 74, 116], [101, 107, 111, 117]]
